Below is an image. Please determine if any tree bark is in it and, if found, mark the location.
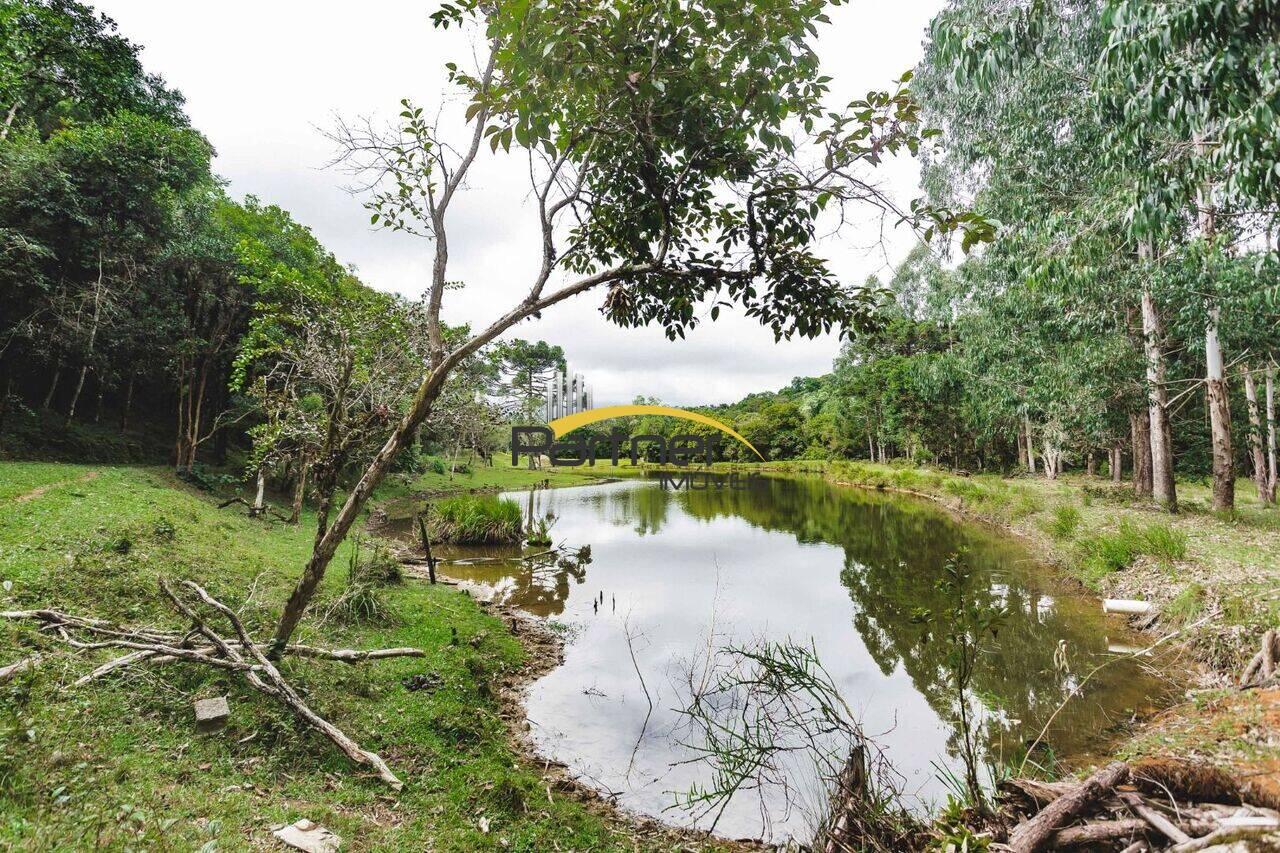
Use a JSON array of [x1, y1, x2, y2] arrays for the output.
[[1267, 365, 1277, 504], [1196, 139, 1233, 512], [251, 467, 267, 517], [42, 362, 62, 411], [288, 456, 308, 525], [1245, 369, 1268, 502], [1024, 414, 1036, 474], [1086, 451, 1096, 477], [1111, 443, 1123, 483], [1130, 412, 1152, 497], [1008, 762, 1130, 853], [1141, 271, 1177, 510], [1205, 309, 1234, 512], [66, 252, 107, 425]]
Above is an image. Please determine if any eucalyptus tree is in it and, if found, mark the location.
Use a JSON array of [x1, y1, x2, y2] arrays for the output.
[[268, 0, 991, 651], [1098, 0, 1280, 511]]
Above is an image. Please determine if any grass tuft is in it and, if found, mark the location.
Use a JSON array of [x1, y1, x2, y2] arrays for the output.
[[1047, 505, 1081, 539], [430, 494, 522, 544]]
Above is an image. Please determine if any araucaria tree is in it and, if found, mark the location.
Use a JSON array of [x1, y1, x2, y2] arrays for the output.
[[268, 0, 990, 652]]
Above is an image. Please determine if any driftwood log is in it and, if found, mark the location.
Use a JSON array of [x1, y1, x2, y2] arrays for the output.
[[1007, 762, 1130, 852], [999, 757, 1279, 852], [2, 581, 424, 789]]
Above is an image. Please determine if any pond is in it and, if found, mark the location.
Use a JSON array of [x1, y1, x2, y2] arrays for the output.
[[410, 475, 1169, 844]]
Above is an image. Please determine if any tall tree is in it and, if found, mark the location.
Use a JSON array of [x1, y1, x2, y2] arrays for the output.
[[268, 0, 991, 652]]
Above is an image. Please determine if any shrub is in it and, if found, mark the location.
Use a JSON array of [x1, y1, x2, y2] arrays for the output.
[[431, 495, 522, 544], [1047, 505, 1081, 539], [429, 457, 447, 475]]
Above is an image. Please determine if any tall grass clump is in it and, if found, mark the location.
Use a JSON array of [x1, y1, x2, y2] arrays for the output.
[[1136, 522, 1187, 562], [324, 538, 401, 625], [1047, 505, 1081, 539], [1077, 521, 1188, 586], [431, 494, 522, 544]]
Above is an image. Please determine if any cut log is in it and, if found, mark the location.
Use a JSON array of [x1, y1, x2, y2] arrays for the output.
[[1008, 762, 1130, 853]]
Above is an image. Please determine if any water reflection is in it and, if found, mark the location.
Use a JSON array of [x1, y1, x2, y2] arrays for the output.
[[413, 477, 1169, 843]]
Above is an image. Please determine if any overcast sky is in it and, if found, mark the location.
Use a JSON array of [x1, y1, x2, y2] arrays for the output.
[[90, 1, 943, 406]]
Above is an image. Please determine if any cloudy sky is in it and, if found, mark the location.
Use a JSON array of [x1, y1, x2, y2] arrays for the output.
[[91, 1, 943, 405]]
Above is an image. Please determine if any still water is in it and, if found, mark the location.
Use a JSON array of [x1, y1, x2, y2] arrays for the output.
[[428, 475, 1166, 843]]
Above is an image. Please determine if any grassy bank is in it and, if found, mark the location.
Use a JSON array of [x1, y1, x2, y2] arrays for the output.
[[0, 462, 713, 850]]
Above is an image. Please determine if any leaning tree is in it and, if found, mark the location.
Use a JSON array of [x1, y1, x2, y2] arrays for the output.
[[270, 0, 992, 655]]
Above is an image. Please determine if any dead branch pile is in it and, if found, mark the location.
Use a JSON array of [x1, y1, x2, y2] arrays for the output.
[[994, 760, 1280, 851], [1, 579, 424, 789]]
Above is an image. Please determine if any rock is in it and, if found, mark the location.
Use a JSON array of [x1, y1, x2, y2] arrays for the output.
[[194, 696, 229, 733], [273, 819, 341, 853]]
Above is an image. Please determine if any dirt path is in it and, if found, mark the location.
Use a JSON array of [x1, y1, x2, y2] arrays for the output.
[[10, 470, 99, 503]]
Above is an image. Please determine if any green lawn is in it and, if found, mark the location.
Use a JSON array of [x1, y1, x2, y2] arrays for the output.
[[0, 462, 676, 851]]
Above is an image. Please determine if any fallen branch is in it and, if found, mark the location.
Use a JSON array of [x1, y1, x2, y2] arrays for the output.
[[4, 584, 420, 790], [0, 653, 41, 683], [1008, 762, 1130, 853]]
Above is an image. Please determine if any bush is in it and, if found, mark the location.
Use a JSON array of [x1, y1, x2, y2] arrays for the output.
[[431, 495, 522, 544], [429, 457, 447, 475], [1047, 505, 1081, 539]]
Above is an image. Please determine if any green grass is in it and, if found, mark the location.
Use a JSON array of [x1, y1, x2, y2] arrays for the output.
[[385, 454, 633, 500], [1076, 521, 1187, 586], [0, 463, 654, 850], [430, 494, 523, 544], [1046, 505, 1082, 539]]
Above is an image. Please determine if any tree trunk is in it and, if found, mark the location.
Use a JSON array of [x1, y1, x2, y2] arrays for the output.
[[1267, 366, 1277, 504], [1131, 412, 1152, 497], [1086, 451, 1096, 477], [288, 457, 308, 524], [1017, 425, 1028, 470], [251, 467, 267, 517], [120, 377, 133, 433], [271, 369, 449, 655], [1141, 272, 1177, 510], [1024, 414, 1036, 474], [1205, 308, 1234, 512], [1197, 138, 1233, 512], [66, 365, 90, 423], [1111, 443, 1123, 483], [42, 362, 62, 411], [67, 252, 107, 425], [1245, 369, 1268, 502]]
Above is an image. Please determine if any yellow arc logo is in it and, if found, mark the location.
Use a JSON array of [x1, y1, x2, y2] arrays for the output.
[[547, 404, 764, 461]]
